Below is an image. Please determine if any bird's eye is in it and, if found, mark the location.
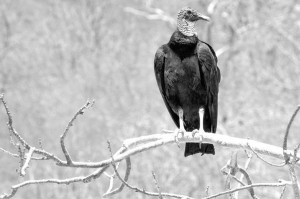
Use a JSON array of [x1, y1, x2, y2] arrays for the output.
[[187, 10, 192, 14]]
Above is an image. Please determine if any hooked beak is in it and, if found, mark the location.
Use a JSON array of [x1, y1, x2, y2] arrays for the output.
[[194, 13, 210, 22]]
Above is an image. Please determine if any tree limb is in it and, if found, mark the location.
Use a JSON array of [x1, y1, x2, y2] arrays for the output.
[[20, 147, 35, 176], [60, 100, 94, 164], [204, 182, 290, 199], [1, 94, 300, 199], [0, 166, 108, 199], [282, 105, 300, 198]]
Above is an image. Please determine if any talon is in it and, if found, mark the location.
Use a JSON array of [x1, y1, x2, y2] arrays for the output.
[[199, 134, 203, 149], [192, 129, 198, 137], [198, 108, 204, 149], [174, 108, 186, 148], [175, 128, 186, 148]]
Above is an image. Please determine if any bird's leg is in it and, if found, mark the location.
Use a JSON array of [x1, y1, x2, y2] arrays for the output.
[[175, 108, 186, 145], [192, 108, 204, 148]]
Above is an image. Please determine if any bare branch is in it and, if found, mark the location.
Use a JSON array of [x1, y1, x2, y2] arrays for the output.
[[279, 184, 287, 199], [4, 129, 296, 169], [247, 142, 286, 167], [204, 182, 290, 199], [287, 165, 300, 199], [60, 100, 94, 164], [152, 171, 163, 199], [0, 94, 30, 149], [0, 166, 108, 199], [107, 141, 193, 199], [234, 151, 253, 198], [221, 152, 256, 198], [0, 146, 48, 161], [1, 95, 300, 199], [282, 105, 300, 198], [283, 105, 300, 163], [224, 151, 238, 199], [222, 170, 246, 186], [103, 158, 131, 198], [20, 147, 35, 176], [0, 147, 18, 158], [238, 168, 257, 198]]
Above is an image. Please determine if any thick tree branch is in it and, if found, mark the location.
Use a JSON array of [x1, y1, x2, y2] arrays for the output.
[[1, 94, 300, 199]]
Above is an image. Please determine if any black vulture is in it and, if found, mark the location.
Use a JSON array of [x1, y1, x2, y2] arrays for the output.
[[154, 7, 221, 157]]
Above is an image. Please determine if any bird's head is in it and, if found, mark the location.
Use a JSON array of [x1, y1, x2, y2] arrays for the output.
[[177, 7, 210, 37]]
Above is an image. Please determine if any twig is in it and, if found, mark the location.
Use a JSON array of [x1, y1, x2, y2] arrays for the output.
[[234, 151, 253, 199], [107, 141, 193, 199], [247, 142, 286, 167], [0, 94, 30, 149], [279, 185, 287, 199], [0, 147, 48, 161], [0, 166, 108, 199], [60, 100, 94, 164], [222, 170, 246, 186], [287, 164, 300, 199], [238, 168, 257, 198], [221, 152, 256, 198], [16, 144, 24, 175], [204, 182, 289, 199], [103, 158, 131, 198], [283, 105, 300, 163], [0, 147, 19, 158], [224, 151, 238, 199], [282, 105, 300, 198], [20, 147, 35, 176], [152, 171, 163, 199], [293, 144, 300, 164]]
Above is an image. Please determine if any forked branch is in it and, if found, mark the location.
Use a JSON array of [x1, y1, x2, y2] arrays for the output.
[[1, 94, 300, 199]]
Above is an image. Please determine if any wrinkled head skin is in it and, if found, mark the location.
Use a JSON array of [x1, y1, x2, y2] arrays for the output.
[[178, 7, 210, 22], [177, 7, 210, 36]]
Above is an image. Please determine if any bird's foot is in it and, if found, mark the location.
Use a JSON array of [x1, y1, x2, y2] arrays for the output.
[[192, 129, 198, 137], [192, 128, 203, 149], [175, 128, 186, 148]]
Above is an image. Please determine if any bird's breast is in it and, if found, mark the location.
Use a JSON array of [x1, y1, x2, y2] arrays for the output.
[[164, 54, 207, 110], [165, 55, 203, 90]]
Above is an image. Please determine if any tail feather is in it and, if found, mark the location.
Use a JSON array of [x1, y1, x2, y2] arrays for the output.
[[184, 143, 215, 157]]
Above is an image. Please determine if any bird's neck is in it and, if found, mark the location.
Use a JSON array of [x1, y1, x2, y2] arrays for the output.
[[168, 30, 198, 59], [177, 18, 197, 37], [169, 30, 198, 47]]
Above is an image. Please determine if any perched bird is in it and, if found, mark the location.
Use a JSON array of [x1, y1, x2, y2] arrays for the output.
[[154, 7, 221, 157]]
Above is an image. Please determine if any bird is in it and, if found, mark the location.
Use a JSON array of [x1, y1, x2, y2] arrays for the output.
[[154, 7, 221, 157]]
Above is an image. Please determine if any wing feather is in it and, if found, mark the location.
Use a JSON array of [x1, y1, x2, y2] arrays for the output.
[[196, 41, 221, 132], [154, 45, 179, 128]]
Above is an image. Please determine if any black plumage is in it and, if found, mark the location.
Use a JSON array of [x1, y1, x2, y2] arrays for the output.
[[154, 8, 221, 157]]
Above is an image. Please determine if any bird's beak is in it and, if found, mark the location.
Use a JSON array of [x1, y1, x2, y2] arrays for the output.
[[195, 13, 210, 22]]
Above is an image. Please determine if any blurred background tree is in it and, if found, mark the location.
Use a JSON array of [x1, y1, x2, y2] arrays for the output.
[[0, 0, 300, 198]]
